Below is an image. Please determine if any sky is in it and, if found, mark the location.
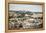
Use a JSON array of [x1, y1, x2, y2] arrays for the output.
[[9, 4, 42, 12]]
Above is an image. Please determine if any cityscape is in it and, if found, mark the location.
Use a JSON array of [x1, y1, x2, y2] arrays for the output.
[[8, 10, 43, 30]]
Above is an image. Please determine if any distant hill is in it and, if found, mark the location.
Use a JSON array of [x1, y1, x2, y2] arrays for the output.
[[9, 10, 43, 14]]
